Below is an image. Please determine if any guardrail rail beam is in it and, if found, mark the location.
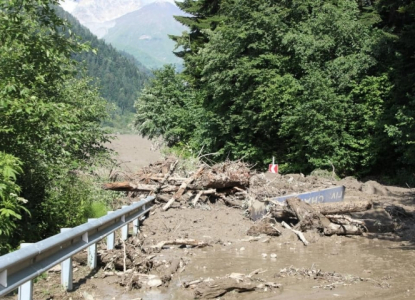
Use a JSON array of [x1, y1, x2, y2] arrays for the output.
[[0, 196, 155, 299]]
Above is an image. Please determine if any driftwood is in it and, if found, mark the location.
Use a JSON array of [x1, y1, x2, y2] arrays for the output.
[[161, 258, 181, 283], [325, 214, 366, 227], [102, 182, 179, 193], [192, 189, 216, 206], [271, 200, 373, 219], [194, 279, 255, 299], [286, 198, 364, 236], [217, 193, 244, 208], [150, 239, 210, 249], [163, 165, 206, 211], [198, 161, 250, 189], [281, 221, 309, 246], [152, 160, 178, 195], [192, 274, 281, 299]]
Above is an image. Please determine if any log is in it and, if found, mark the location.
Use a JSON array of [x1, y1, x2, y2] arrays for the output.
[[163, 165, 206, 211], [281, 221, 309, 246], [217, 193, 244, 208], [148, 176, 187, 182], [150, 239, 210, 249], [192, 189, 216, 206], [102, 181, 137, 191], [194, 279, 255, 299], [102, 182, 179, 193], [161, 258, 181, 283], [325, 214, 366, 226], [271, 200, 373, 219], [152, 160, 178, 195], [286, 198, 363, 236]]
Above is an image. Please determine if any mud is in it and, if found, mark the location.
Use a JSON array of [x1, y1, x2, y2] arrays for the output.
[[105, 134, 163, 173], [6, 135, 415, 300]]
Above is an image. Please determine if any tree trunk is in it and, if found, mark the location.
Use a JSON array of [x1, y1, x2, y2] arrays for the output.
[[286, 198, 363, 236], [271, 200, 372, 219]]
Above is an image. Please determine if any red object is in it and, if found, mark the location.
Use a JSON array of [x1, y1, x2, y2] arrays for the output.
[[268, 164, 278, 173]]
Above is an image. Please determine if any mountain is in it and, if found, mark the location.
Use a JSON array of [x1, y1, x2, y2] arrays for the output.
[[60, 0, 187, 69], [55, 6, 151, 116], [60, 0, 177, 38], [103, 1, 187, 69]]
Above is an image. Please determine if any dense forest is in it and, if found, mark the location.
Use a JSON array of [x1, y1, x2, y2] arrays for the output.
[[54, 6, 152, 117], [136, 0, 415, 182], [0, 0, 119, 254]]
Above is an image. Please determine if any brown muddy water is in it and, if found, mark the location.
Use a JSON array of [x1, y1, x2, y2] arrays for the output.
[[88, 233, 414, 300]]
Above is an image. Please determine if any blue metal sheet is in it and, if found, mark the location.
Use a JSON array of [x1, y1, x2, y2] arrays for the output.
[[271, 186, 345, 204]]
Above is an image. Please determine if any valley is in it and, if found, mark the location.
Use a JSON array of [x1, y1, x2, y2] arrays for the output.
[[61, 0, 186, 69]]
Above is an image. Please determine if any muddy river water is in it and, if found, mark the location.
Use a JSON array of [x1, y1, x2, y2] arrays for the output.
[[94, 233, 414, 300]]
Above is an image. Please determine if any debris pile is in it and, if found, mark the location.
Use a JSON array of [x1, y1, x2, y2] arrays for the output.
[[102, 158, 252, 210], [97, 157, 414, 295], [97, 235, 210, 291], [278, 266, 367, 290]]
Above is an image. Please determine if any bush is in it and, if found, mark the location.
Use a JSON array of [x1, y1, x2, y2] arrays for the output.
[[0, 152, 29, 254], [37, 171, 120, 237]]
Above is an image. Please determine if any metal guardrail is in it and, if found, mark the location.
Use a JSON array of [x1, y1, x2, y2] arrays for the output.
[[0, 196, 155, 298]]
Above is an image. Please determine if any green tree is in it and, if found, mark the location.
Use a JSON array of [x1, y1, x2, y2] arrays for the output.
[[376, 0, 415, 169], [196, 0, 386, 174], [135, 65, 203, 146], [0, 0, 110, 243], [171, 0, 223, 84]]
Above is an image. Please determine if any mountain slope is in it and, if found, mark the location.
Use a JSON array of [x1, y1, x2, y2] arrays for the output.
[[102, 1, 187, 69], [60, 0, 176, 37], [55, 6, 151, 115]]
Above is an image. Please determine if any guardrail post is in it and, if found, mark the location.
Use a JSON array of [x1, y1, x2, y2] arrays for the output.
[[60, 228, 73, 291], [121, 206, 129, 240], [132, 218, 139, 234], [87, 219, 97, 269], [106, 211, 115, 250], [18, 243, 33, 300]]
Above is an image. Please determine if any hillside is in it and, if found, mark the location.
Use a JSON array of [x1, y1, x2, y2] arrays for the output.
[[102, 1, 187, 69], [55, 6, 151, 117], [60, 0, 153, 37]]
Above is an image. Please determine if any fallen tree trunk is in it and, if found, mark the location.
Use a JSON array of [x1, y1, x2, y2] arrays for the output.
[[194, 279, 255, 299], [150, 239, 210, 249], [286, 198, 364, 236], [161, 258, 181, 283], [271, 200, 372, 219], [102, 182, 179, 193]]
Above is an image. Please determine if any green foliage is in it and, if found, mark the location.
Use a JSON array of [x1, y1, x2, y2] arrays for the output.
[[39, 172, 117, 235], [135, 65, 204, 146], [141, 0, 415, 179], [171, 0, 223, 83], [0, 152, 28, 254], [375, 0, 415, 169], [0, 0, 112, 246]]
